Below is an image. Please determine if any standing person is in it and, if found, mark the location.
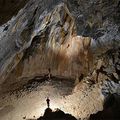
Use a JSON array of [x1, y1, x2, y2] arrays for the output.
[[48, 68, 52, 80], [46, 97, 50, 108]]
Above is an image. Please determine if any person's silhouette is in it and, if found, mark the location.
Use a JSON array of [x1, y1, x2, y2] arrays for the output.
[[46, 97, 50, 108], [48, 68, 52, 80]]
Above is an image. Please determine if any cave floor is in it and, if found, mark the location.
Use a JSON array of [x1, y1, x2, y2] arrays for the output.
[[0, 75, 104, 120], [0, 76, 75, 120]]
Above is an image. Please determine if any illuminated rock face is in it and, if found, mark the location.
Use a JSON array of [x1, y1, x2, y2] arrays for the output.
[[0, 1, 94, 88], [1, 0, 119, 88]]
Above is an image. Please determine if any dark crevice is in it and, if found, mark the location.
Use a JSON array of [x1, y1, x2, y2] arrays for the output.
[[22, 35, 41, 60], [0, 0, 30, 25], [90, 94, 120, 120]]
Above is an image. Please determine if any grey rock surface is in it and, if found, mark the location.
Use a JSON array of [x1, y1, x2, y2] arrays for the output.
[[0, 0, 120, 84]]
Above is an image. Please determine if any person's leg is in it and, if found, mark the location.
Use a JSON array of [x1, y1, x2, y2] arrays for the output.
[[48, 103, 49, 108], [47, 102, 49, 108]]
